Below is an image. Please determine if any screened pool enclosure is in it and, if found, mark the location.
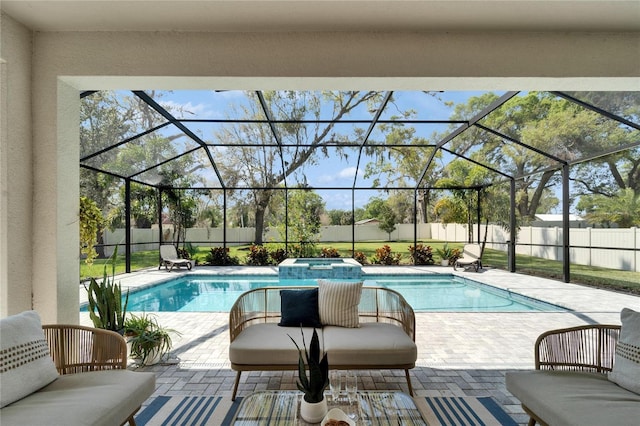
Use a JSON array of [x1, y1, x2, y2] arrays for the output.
[[80, 90, 640, 281]]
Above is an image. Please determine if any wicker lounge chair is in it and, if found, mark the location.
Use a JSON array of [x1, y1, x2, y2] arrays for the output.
[[506, 324, 639, 426], [159, 244, 192, 271], [1, 321, 155, 426], [453, 244, 483, 271]]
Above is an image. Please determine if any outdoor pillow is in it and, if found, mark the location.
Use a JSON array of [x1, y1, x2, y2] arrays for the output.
[[0, 310, 59, 408], [278, 288, 322, 328], [318, 279, 363, 328], [608, 307, 640, 394]]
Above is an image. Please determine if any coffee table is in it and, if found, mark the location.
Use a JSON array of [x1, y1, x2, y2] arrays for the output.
[[231, 390, 427, 425]]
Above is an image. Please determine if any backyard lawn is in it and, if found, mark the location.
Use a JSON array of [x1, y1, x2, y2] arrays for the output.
[[80, 241, 640, 295]]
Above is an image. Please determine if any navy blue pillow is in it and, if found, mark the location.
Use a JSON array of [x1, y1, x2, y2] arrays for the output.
[[278, 288, 322, 328]]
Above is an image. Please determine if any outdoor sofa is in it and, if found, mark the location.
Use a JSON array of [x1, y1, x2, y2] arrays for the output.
[[228, 281, 418, 400], [0, 311, 156, 426], [506, 309, 640, 426]]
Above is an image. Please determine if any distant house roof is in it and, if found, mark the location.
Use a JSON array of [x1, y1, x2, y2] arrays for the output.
[[534, 214, 583, 221], [355, 218, 379, 225]]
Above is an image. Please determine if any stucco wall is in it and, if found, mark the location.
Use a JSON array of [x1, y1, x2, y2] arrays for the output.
[[1, 24, 639, 322], [0, 13, 33, 316]]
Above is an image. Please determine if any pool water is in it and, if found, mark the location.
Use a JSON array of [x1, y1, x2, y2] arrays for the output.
[[110, 275, 566, 313]]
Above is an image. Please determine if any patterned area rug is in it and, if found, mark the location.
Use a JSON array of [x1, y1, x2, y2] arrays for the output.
[[135, 396, 243, 426], [136, 395, 517, 425], [416, 397, 518, 426]]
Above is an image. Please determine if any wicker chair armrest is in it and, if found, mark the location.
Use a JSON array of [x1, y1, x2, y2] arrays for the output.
[[43, 324, 127, 374], [535, 324, 621, 372]]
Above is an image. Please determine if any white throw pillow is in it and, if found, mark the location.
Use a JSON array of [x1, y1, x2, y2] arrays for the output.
[[317, 279, 363, 328], [608, 307, 640, 394], [0, 310, 59, 407]]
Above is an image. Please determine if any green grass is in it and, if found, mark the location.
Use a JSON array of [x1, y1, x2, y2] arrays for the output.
[[80, 241, 640, 295]]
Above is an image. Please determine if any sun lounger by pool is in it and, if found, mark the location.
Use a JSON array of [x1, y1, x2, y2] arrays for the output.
[[159, 244, 193, 271], [454, 244, 483, 272]]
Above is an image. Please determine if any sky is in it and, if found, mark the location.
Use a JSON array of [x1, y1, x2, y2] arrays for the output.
[[149, 90, 497, 210]]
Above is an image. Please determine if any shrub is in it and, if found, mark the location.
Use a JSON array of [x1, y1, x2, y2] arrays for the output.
[[409, 244, 435, 265], [372, 244, 402, 265], [320, 247, 341, 258], [269, 247, 288, 264], [246, 244, 271, 266], [352, 251, 368, 265], [206, 247, 239, 266]]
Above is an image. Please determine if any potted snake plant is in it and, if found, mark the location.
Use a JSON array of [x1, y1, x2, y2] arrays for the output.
[[84, 247, 129, 334], [289, 328, 329, 423]]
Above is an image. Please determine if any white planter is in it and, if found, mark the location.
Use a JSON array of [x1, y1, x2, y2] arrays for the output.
[[142, 347, 163, 366], [441, 259, 449, 266], [300, 397, 328, 423]]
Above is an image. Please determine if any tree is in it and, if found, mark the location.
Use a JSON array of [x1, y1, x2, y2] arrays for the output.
[[79, 196, 104, 265], [378, 203, 398, 240], [214, 91, 385, 244], [577, 188, 640, 228], [279, 189, 326, 256]]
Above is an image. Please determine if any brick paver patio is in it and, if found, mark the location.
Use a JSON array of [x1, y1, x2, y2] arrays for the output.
[[80, 266, 638, 425]]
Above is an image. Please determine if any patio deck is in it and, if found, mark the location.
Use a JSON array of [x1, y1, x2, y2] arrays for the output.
[[79, 266, 639, 425]]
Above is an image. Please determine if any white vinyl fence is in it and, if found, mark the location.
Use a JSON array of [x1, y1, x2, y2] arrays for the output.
[[103, 223, 640, 272]]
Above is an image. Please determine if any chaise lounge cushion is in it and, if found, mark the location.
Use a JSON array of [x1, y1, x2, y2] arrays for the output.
[[323, 323, 417, 366], [0, 311, 59, 408], [506, 370, 640, 426], [608, 308, 640, 394], [230, 324, 324, 365], [0, 369, 156, 426]]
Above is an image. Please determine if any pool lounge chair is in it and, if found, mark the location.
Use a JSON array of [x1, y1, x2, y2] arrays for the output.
[[454, 244, 483, 272], [159, 244, 193, 271]]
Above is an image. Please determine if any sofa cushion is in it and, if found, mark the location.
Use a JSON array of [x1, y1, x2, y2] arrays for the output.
[[230, 323, 324, 365], [323, 323, 417, 366], [0, 310, 59, 408], [609, 307, 640, 394], [506, 370, 640, 426], [0, 369, 155, 426], [278, 288, 322, 328], [318, 280, 363, 328]]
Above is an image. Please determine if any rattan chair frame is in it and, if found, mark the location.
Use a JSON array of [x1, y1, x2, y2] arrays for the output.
[[42, 324, 140, 426], [522, 324, 621, 426], [228, 286, 417, 400]]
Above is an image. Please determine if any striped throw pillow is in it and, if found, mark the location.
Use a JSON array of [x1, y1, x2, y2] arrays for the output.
[[318, 280, 363, 328]]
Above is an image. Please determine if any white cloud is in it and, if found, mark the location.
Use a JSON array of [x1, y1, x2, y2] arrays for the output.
[[316, 166, 361, 184]]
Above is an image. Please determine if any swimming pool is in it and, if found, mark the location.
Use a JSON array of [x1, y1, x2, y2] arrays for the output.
[[108, 274, 566, 313]]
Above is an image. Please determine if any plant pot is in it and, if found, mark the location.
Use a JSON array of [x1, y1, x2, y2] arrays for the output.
[[441, 259, 449, 266], [300, 397, 328, 423], [142, 347, 163, 366]]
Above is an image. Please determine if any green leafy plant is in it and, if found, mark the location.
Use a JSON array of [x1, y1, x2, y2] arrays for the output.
[[84, 247, 128, 333], [79, 196, 104, 265], [124, 313, 179, 365], [435, 243, 454, 264], [409, 244, 435, 265], [289, 328, 329, 403], [206, 247, 239, 266]]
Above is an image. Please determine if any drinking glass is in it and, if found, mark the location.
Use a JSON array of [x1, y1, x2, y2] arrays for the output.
[[329, 370, 342, 403], [345, 371, 358, 420]]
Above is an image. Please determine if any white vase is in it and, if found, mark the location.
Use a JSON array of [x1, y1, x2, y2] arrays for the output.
[[441, 259, 449, 266], [300, 397, 328, 423]]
